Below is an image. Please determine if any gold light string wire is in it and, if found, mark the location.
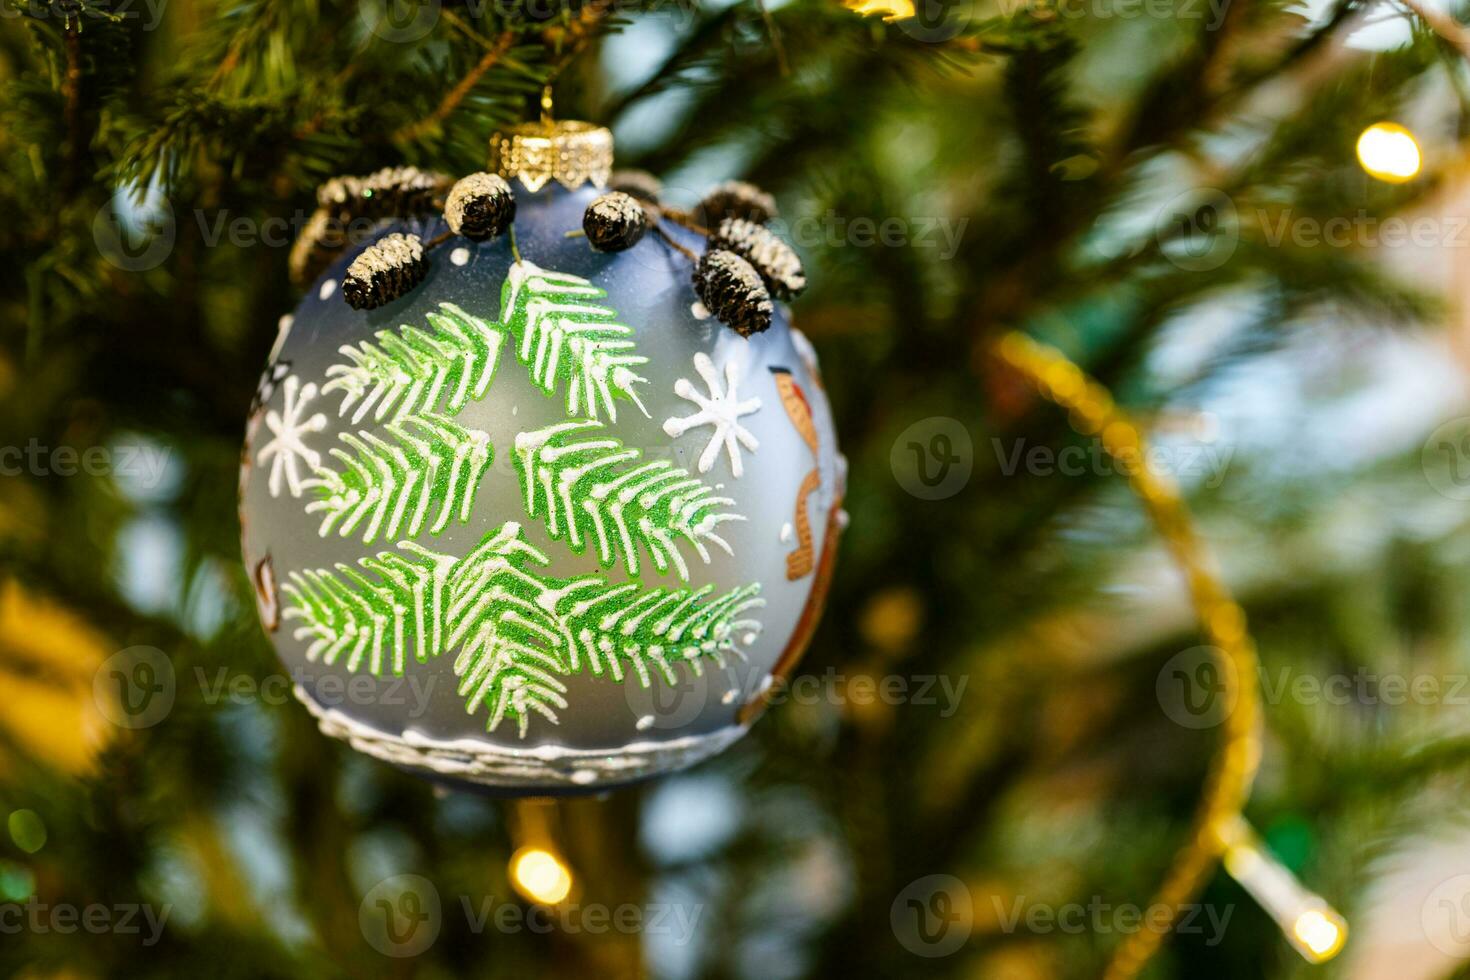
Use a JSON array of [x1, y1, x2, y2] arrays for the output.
[[993, 332, 1347, 978]]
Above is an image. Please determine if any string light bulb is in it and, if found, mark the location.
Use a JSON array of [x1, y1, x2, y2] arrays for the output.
[[510, 847, 573, 905], [1218, 817, 1348, 963], [1356, 122, 1422, 183], [1293, 909, 1348, 961]]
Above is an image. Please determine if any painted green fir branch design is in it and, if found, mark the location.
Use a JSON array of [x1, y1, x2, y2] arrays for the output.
[[286, 261, 762, 735], [305, 265, 727, 576], [303, 414, 493, 545], [500, 260, 649, 422], [318, 268, 649, 429], [281, 522, 765, 736], [281, 540, 458, 677], [324, 303, 505, 424], [514, 419, 743, 581]]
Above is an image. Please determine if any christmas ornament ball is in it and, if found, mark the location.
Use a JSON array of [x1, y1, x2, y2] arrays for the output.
[[240, 123, 845, 793]]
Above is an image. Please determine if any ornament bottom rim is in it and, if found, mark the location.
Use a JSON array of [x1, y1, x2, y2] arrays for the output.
[[294, 685, 746, 792]]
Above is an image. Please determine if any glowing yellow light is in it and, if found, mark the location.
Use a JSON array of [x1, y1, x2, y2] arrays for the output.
[[510, 847, 572, 905], [843, 0, 915, 20], [1292, 908, 1347, 962], [1356, 122, 1422, 183], [1219, 819, 1349, 964]]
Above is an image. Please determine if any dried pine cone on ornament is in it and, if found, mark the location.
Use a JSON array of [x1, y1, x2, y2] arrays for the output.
[[693, 250, 773, 337], [341, 233, 427, 311]]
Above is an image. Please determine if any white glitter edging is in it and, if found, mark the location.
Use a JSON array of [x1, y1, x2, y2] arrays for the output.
[[294, 684, 746, 789]]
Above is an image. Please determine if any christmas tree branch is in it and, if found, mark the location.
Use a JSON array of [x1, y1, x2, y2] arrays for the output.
[[1400, 0, 1470, 60], [393, 29, 519, 144], [61, 24, 83, 193]]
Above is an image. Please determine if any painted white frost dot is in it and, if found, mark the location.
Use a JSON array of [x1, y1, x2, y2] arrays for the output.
[[318, 278, 337, 300], [636, 715, 656, 731], [570, 769, 597, 785], [450, 246, 471, 267], [721, 689, 737, 705]]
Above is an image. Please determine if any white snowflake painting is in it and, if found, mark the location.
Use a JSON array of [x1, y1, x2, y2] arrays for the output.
[[663, 352, 761, 478], [256, 375, 328, 498]]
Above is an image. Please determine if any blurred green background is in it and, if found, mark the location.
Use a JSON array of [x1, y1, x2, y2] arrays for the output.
[[6, 0, 1470, 976]]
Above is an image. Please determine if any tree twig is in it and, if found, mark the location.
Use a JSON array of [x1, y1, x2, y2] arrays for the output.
[[756, 0, 791, 77], [652, 222, 699, 261], [393, 30, 517, 143], [62, 24, 83, 194], [1400, 0, 1470, 61]]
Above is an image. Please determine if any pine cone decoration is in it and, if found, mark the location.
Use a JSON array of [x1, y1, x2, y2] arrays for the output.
[[583, 192, 648, 252], [318, 166, 452, 220], [444, 172, 516, 242], [609, 169, 663, 204], [291, 167, 450, 287], [707, 218, 806, 300], [342, 233, 427, 311], [698, 180, 778, 226], [693, 250, 773, 337]]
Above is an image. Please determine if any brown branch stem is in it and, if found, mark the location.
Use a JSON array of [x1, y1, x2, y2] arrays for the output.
[[652, 222, 699, 261], [656, 206, 710, 237]]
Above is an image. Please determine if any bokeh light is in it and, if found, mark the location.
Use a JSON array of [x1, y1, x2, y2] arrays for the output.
[[1292, 908, 1347, 962], [7, 810, 46, 854], [1356, 122, 1422, 183], [510, 847, 572, 905]]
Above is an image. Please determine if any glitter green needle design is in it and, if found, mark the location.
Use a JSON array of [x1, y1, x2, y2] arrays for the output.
[[282, 539, 458, 677], [514, 419, 743, 581], [324, 303, 505, 424], [286, 261, 765, 736], [499, 260, 649, 421], [282, 523, 765, 736], [305, 414, 493, 545]]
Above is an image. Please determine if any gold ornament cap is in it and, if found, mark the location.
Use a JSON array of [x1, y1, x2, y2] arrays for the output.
[[490, 120, 613, 193]]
